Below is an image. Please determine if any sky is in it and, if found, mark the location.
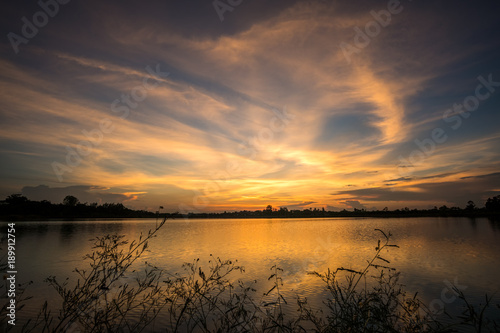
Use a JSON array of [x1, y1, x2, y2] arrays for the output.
[[1, 0, 500, 212]]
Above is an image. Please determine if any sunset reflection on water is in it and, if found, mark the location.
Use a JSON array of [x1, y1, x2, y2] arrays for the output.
[[7, 217, 500, 327]]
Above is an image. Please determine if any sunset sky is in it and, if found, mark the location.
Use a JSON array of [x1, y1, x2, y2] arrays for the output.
[[1, 0, 499, 212]]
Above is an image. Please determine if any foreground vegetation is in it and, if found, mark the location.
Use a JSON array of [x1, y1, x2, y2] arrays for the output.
[[1, 219, 499, 332]]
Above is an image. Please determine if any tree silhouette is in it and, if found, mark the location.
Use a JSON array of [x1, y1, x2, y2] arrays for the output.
[[485, 195, 500, 212], [5, 194, 28, 205], [466, 200, 476, 211], [63, 195, 79, 207]]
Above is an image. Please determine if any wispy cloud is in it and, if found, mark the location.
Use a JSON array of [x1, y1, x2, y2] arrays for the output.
[[1, 0, 499, 210]]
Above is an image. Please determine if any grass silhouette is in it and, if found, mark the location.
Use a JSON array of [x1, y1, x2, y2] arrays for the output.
[[2, 218, 499, 332]]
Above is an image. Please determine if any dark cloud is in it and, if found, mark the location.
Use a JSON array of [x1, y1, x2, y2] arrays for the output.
[[325, 205, 341, 211], [21, 185, 129, 204], [341, 200, 366, 210], [336, 173, 500, 208], [460, 172, 500, 180], [384, 177, 412, 183], [283, 201, 316, 210], [420, 172, 460, 180]]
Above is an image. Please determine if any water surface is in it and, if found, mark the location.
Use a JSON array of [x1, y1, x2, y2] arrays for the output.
[[3, 217, 500, 330]]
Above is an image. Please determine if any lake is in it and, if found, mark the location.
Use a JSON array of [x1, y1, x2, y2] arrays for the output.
[[3, 217, 500, 331]]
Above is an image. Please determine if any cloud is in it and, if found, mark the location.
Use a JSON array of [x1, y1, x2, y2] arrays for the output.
[[460, 172, 500, 180], [336, 172, 500, 208], [384, 177, 413, 183], [21, 185, 131, 204], [325, 205, 341, 212], [341, 200, 366, 210], [1, 1, 500, 211], [283, 201, 317, 210]]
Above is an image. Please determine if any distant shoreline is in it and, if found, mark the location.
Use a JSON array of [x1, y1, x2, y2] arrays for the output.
[[1, 212, 499, 222], [1, 194, 499, 221]]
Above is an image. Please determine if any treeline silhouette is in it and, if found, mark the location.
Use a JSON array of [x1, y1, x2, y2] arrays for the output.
[[0, 194, 155, 220], [178, 197, 500, 219], [1, 194, 499, 220]]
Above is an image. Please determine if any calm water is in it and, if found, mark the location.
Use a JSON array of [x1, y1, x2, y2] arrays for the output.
[[3, 217, 500, 330]]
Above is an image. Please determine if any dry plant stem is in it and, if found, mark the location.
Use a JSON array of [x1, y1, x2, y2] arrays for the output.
[[25, 218, 167, 332]]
